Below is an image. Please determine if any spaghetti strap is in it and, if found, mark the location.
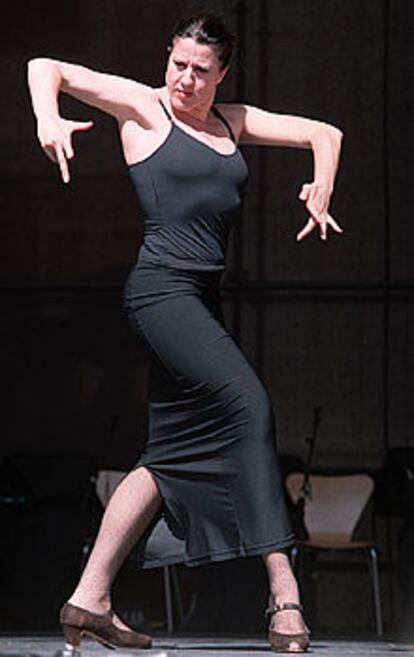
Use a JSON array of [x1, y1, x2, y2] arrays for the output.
[[158, 98, 172, 121], [159, 99, 235, 143], [211, 106, 236, 143]]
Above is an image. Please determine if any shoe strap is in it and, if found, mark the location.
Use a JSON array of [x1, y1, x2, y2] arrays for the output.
[[265, 602, 303, 619]]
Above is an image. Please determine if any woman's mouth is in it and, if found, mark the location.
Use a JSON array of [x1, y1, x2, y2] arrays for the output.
[[176, 89, 193, 98]]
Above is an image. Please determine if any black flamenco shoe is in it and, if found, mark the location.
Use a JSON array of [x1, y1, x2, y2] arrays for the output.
[[60, 602, 152, 650], [265, 598, 310, 653]]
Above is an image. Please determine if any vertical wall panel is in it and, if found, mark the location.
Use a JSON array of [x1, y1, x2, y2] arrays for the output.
[[388, 299, 414, 447], [1, 296, 150, 469], [0, 177, 141, 284], [237, 0, 385, 284], [261, 299, 384, 468], [388, 1, 414, 283]]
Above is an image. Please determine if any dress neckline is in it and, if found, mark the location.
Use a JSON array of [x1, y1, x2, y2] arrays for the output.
[[127, 119, 239, 170], [172, 123, 238, 158], [159, 97, 238, 157]]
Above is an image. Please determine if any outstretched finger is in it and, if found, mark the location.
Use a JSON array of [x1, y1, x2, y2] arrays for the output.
[[62, 120, 94, 162], [64, 137, 74, 160], [296, 217, 316, 242], [73, 120, 94, 133], [56, 145, 70, 184], [319, 221, 328, 241], [327, 215, 344, 234]]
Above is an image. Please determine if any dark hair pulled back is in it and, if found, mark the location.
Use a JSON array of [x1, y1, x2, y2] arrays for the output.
[[171, 13, 235, 70]]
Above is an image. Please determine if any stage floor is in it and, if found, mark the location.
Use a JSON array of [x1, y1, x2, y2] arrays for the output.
[[0, 635, 413, 657]]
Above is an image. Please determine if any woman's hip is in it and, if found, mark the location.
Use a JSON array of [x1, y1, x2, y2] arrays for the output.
[[122, 263, 223, 316]]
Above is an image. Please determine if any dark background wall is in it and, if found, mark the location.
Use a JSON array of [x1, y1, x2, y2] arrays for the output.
[[0, 0, 412, 635]]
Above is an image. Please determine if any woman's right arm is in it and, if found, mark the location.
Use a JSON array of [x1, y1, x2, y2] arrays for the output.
[[27, 57, 155, 182]]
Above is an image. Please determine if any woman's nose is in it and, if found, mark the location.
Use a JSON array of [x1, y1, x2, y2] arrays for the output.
[[181, 67, 195, 86]]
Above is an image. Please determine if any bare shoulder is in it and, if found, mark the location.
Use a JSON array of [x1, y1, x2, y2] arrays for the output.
[[114, 84, 161, 125], [214, 103, 247, 142], [117, 87, 173, 165], [117, 86, 167, 130]]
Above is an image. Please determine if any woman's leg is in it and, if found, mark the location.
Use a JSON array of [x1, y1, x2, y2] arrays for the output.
[[68, 466, 161, 622], [263, 550, 307, 637]]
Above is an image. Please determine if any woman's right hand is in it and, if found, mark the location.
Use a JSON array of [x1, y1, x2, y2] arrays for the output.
[[37, 116, 94, 183], [28, 57, 155, 182]]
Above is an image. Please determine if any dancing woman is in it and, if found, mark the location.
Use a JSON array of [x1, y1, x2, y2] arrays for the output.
[[27, 13, 343, 653]]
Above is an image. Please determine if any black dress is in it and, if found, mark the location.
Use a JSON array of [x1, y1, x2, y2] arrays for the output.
[[122, 100, 293, 568]]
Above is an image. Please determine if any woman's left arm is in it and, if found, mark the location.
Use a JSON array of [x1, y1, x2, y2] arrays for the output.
[[238, 105, 344, 241]]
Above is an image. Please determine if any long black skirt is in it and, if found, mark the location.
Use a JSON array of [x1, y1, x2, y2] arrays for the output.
[[122, 263, 293, 568]]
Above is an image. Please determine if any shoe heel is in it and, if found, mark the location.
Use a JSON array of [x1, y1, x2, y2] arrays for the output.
[[62, 623, 82, 648]]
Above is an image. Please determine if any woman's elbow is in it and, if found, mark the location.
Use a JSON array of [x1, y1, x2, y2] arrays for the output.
[[327, 124, 343, 143], [27, 57, 61, 74], [27, 56, 49, 68], [313, 123, 344, 149]]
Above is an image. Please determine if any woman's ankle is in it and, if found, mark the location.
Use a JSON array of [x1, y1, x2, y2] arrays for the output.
[[67, 588, 111, 613]]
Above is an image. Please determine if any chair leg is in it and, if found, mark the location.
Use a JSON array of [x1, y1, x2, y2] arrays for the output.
[[368, 546, 383, 636], [171, 565, 185, 624], [163, 565, 174, 633]]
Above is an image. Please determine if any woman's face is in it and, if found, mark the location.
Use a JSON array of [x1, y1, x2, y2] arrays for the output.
[[165, 37, 227, 114]]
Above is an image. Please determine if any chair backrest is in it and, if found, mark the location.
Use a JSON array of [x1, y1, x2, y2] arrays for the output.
[[285, 473, 374, 543], [95, 469, 126, 508]]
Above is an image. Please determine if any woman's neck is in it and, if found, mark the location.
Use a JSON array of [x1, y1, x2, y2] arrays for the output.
[[161, 88, 214, 126]]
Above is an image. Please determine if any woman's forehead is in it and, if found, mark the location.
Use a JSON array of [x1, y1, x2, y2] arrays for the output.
[[171, 37, 219, 66]]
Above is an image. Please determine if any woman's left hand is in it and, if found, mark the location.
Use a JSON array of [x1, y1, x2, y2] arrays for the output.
[[296, 181, 343, 242]]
